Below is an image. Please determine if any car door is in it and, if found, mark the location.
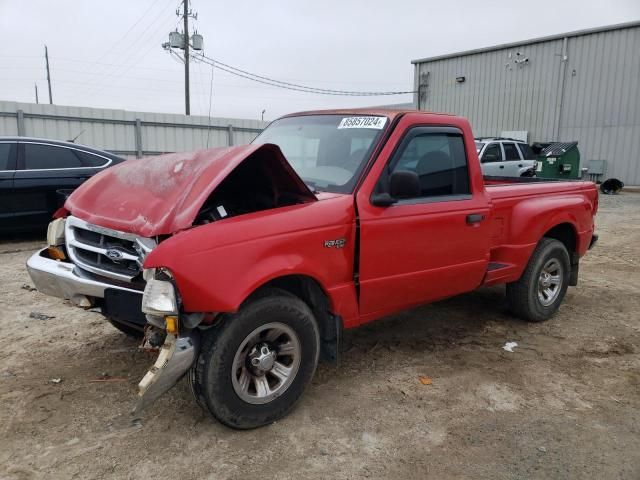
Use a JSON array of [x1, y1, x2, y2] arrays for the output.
[[0, 141, 18, 230], [501, 142, 524, 176], [13, 141, 110, 230], [479, 142, 504, 176], [356, 126, 491, 320]]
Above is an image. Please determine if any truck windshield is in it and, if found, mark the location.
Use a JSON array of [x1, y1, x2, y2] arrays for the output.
[[252, 114, 388, 193], [475, 141, 485, 153]]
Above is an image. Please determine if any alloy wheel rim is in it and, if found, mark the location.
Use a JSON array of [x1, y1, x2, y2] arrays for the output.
[[537, 258, 563, 306], [231, 322, 301, 405]]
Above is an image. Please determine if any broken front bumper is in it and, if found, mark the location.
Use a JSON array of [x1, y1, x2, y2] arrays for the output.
[[28, 248, 201, 414], [26, 248, 141, 305], [134, 331, 200, 415]]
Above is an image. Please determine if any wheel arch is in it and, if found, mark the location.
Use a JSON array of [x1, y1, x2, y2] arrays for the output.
[[542, 222, 577, 255], [542, 222, 579, 286], [247, 274, 342, 364]]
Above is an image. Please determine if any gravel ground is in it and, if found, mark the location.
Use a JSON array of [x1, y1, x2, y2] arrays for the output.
[[0, 192, 638, 480]]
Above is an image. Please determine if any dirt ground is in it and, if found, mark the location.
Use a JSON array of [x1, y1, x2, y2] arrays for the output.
[[0, 192, 638, 480]]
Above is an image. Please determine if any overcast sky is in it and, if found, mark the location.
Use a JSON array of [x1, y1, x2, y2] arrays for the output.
[[1, 0, 638, 121]]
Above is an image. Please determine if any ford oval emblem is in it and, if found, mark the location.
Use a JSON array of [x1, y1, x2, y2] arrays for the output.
[[105, 249, 125, 261]]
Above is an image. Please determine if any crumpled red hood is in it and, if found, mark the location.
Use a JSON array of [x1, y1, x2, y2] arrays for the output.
[[65, 144, 316, 237]]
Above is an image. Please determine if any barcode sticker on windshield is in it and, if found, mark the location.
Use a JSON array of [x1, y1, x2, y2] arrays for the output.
[[338, 116, 387, 129]]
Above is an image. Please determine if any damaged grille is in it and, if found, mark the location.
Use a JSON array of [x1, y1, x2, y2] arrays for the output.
[[65, 216, 156, 283]]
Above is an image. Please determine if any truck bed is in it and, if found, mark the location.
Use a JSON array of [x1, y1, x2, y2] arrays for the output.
[[484, 175, 597, 200], [481, 176, 598, 286], [483, 175, 589, 186]]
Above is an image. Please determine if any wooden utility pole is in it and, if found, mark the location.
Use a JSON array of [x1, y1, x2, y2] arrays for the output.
[[183, 0, 190, 115], [44, 45, 53, 104]]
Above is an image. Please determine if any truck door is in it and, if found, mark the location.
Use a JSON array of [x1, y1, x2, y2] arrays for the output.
[[355, 126, 491, 318]]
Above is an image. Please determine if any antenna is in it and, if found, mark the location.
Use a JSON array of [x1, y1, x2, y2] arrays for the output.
[[68, 129, 85, 143]]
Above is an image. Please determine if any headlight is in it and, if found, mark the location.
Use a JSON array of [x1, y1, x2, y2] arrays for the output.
[[142, 275, 178, 316], [47, 218, 66, 246]]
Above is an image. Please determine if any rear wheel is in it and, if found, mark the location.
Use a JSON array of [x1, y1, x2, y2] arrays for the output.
[[190, 289, 319, 429], [506, 238, 570, 322]]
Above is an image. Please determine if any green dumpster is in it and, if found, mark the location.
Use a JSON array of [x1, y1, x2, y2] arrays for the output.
[[536, 142, 580, 179]]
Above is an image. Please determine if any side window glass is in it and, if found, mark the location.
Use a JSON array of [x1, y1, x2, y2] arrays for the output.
[[25, 144, 82, 170], [76, 151, 109, 167], [517, 143, 535, 159], [503, 143, 520, 161], [481, 143, 502, 163], [0, 143, 13, 170], [389, 132, 470, 198]]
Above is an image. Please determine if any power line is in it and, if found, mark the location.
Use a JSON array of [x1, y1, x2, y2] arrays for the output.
[[0, 59, 412, 88], [94, 0, 166, 64], [191, 53, 415, 96], [82, 0, 178, 96]]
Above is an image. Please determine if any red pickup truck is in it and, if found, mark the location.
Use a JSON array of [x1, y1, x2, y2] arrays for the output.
[[27, 109, 598, 429]]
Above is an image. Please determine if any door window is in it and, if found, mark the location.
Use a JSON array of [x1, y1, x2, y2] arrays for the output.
[[0, 143, 14, 170], [24, 144, 108, 170], [517, 143, 535, 159], [389, 131, 470, 198], [502, 143, 520, 161], [481, 143, 502, 163], [76, 151, 109, 167]]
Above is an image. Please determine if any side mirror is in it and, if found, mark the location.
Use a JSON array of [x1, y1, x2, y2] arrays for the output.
[[371, 170, 421, 207], [390, 170, 420, 199], [370, 192, 396, 207]]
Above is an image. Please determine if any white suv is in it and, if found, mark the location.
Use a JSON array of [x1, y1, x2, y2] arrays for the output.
[[475, 138, 537, 177]]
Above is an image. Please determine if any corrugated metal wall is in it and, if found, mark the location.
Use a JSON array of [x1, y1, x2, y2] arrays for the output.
[[0, 101, 266, 157], [413, 23, 640, 184]]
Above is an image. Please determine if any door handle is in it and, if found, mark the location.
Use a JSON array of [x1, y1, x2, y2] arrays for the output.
[[499, 165, 505, 169], [518, 164, 523, 167], [466, 213, 485, 224]]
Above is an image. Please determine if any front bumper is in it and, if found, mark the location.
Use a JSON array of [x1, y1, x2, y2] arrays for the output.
[[133, 331, 200, 415], [26, 247, 141, 305]]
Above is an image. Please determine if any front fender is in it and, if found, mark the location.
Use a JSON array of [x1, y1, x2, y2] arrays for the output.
[[144, 198, 356, 318]]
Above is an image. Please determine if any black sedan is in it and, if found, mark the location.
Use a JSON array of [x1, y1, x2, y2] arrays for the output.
[[0, 137, 125, 234]]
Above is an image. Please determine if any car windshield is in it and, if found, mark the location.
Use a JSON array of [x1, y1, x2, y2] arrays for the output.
[[475, 141, 485, 153], [252, 114, 388, 193]]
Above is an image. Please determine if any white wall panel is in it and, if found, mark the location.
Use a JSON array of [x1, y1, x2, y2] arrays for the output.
[[413, 22, 640, 184]]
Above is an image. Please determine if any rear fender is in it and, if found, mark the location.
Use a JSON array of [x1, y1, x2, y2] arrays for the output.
[[508, 195, 585, 247], [494, 195, 589, 282]]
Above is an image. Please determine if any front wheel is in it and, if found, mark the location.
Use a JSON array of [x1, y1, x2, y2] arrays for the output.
[[190, 289, 320, 429], [506, 238, 571, 322]]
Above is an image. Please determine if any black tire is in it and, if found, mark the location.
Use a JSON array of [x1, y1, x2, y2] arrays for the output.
[[190, 289, 320, 429], [506, 238, 571, 322], [106, 317, 144, 338]]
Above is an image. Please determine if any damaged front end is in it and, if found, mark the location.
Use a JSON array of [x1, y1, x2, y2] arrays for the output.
[[27, 143, 319, 414], [134, 330, 200, 415], [133, 267, 202, 414]]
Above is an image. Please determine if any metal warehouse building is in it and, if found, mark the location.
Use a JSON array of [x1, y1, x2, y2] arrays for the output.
[[412, 21, 640, 185]]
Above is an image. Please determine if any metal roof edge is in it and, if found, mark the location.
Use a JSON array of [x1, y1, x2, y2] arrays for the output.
[[411, 20, 640, 64]]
